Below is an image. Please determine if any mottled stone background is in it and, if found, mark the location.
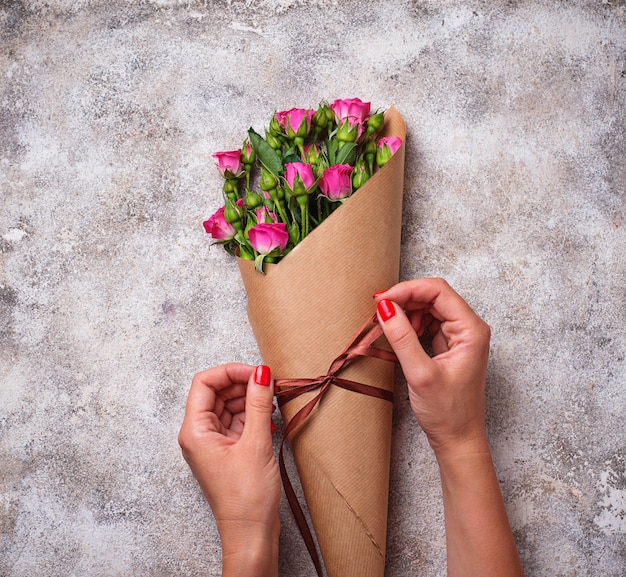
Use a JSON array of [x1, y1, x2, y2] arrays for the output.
[[1, 1, 624, 575]]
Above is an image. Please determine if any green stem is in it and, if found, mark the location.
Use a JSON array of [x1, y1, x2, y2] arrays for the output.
[[295, 137, 305, 160], [275, 199, 290, 226], [269, 189, 290, 227], [298, 196, 309, 239]]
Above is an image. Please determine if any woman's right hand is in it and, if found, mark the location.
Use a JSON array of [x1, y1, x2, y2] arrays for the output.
[[374, 278, 492, 462], [375, 279, 524, 577]]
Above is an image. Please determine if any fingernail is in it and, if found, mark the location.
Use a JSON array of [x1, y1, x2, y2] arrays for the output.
[[271, 421, 279, 434], [372, 290, 387, 299], [254, 364, 271, 386], [377, 299, 396, 322]]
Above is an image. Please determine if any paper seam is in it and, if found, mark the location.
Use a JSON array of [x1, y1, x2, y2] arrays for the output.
[[331, 480, 385, 558]]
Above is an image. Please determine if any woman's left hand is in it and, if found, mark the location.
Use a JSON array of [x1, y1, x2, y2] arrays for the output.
[[178, 363, 280, 577]]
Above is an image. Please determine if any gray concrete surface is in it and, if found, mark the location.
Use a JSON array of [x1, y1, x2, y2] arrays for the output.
[[1, 1, 625, 575]]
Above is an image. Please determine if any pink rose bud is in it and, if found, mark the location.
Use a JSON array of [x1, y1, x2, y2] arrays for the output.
[[203, 206, 237, 241], [268, 115, 283, 137], [222, 178, 239, 198], [255, 206, 278, 224], [376, 136, 403, 167], [223, 198, 245, 225], [273, 110, 288, 133], [352, 160, 370, 190], [248, 223, 289, 255], [303, 143, 322, 165], [284, 162, 316, 196], [366, 111, 385, 135], [245, 191, 263, 209], [212, 150, 244, 179], [319, 164, 353, 201], [241, 139, 256, 164], [312, 104, 329, 128], [259, 168, 279, 191], [265, 129, 282, 150]]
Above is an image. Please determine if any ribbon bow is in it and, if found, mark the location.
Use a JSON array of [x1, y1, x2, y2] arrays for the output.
[[274, 313, 399, 577]]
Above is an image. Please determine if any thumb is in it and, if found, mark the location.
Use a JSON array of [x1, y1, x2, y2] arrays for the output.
[[241, 364, 275, 445], [376, 299, 433, 381]]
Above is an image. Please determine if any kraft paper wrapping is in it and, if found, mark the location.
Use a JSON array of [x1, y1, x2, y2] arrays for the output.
[[237, 107, 406, 577]]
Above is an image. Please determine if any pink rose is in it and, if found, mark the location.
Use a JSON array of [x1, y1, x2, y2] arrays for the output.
[[212, 150, 243, 178], [377, 136, 402, 155], [376, 136, 403, 166], [318, 164, 353, 201], [275, 108, 315, 138], [203, 205, 237, 241], [248, 223, 289, 255], [284, 162, 316, 195], [330, 98, 371, 124], [330, 98, 371, 141]]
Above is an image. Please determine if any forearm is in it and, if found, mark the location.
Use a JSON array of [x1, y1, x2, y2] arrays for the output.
[[437, 440, 524, 577]]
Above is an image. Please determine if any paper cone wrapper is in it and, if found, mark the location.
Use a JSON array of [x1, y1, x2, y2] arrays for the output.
[[237, 108, 406, 577]]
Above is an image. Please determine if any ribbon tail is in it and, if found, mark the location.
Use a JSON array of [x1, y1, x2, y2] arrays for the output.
[[279, 441, 324, 577]]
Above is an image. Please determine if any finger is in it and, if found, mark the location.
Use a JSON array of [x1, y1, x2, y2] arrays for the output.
[[376, 299, 435, 382], [220, 395, 247, 431], [185, 363, 255, 418], [216, 383, 247, 415], [406, 308, 433, 337], [224, 395, 246, 415], [376, 278, 477, 324], [431, 326, 450, 355], [228, 412, 246, 437], [212, 394, 226, 420], [240, 364, 275, 447]]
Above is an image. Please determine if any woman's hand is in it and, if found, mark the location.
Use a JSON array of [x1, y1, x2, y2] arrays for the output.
[[374, 278, 491, 462], [375, 279, 524, 577], [178, 363, 280, 577]]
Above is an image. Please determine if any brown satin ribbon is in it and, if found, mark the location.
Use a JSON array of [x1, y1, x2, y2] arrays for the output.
[[275, 314, 398, 577]]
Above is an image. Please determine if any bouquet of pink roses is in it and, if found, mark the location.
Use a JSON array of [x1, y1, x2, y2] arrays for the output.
[[204, 98, 402, 272], [203, 99, 406, 577]]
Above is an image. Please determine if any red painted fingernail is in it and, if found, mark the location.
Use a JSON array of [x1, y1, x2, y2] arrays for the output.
[[377, 299, 396, 322], [254, 364, 271, 386], [271, 421, 279, 433], [372, 290, 387, 299]]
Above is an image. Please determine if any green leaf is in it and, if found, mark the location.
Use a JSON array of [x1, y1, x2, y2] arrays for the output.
[[248, 128, 283, 177], [335, 142, 357, 165], [327, 138, 338, 165], [282, 153, 301, 165]]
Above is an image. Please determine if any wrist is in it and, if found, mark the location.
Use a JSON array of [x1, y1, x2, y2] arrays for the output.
[[219, 520, 279, 577], [432, 433, 491, 468]]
